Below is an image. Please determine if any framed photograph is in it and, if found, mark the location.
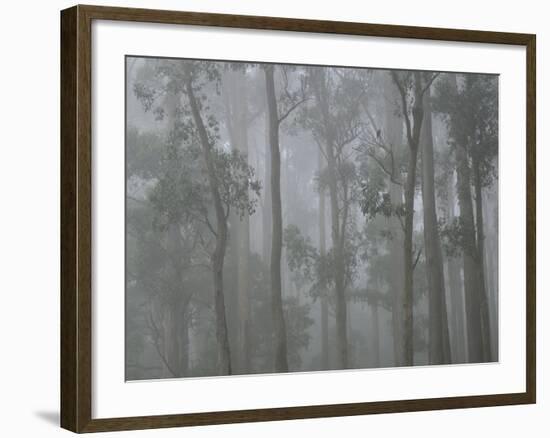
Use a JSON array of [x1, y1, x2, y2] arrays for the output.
[[60, 4, 536, 433]]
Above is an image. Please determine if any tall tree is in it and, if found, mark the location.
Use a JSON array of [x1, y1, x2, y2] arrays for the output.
[[307, 68, 365, 369], [183, 65, 232, 374], [390, 71, 436, 365], [264, 65, 307, 372], [222, 68, 253, 373], [419, 85, 452, 364], [318, 148, 330, 369], [264, 64, 288, 372], [434, 73, 497, 363], [445, 173, 467, 363]]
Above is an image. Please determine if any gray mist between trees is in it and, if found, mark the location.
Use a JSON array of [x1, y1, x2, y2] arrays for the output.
[[125, 57, 499, 380]]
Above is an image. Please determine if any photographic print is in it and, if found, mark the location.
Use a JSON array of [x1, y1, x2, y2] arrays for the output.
[[125, 56, 499, 380]]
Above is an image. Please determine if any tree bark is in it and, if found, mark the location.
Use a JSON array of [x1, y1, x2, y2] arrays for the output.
[[185, 73, 232, 375], [392, 71, 424, 366], [455, 141, 483, 363], [264, 65, 289, 372], [371, 297, 381, 367], [402, 144, 418, 367], [472, 152, 492, 362], [262, 110, 272, 264], [445, 174, 467, 363], [226, 71, 252, 373], [382, 72, 405, 367], [311, 69, 349, 369], [318, 148, 330, 370], [420, 90, 452, 365]]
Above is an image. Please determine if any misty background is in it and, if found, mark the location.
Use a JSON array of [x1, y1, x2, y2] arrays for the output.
[[125, 57, 498, 380]]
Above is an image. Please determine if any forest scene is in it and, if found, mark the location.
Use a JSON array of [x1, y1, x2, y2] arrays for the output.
[[125, 56, 499, 380]]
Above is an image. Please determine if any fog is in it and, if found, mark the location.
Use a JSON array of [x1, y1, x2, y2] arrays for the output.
[[125, 56, 498, 380]]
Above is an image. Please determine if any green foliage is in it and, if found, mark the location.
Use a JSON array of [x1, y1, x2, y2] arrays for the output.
[[284, 297, 315, 370], [283, 225, 317, 284], [243, 254, 314, 372], [126, 127, 163, 179], [359, 174, 405, 221], [439, 215, 478, 258], [284, 223, 360, 301], [148, 134, 260, 233], [433, 73, 499, 187]]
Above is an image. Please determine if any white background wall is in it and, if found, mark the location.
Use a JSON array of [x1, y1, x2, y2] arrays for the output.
[[0, 0, 545, 436]]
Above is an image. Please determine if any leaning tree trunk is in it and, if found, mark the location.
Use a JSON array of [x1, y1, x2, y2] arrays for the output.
[[185, 74, 232, 375], [420, 90, 452, 365], [264, 65, 289, 373], [161, 90, 184, 377]]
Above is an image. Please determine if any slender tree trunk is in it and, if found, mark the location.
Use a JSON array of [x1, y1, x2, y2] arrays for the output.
[[264, 66, 289, 372], [318, 149, 330, 370], [185, 74, 232, 375], [371, 297, 380, 367], [420, 90, 451, 365], [393, 71, 424, 366], [329, 162, 348, 369], [262, 112, 272, 264], [312, 70, 349, 369], [445, 174, 467, 363], [160, 91, 184, 378], [472, 154, 492, 361], [235, 74, 251, 372], [402, 144, 418, 366], [163, 295, 181, 377], [179, 304, 190, 376], [455, 141, 483, 363], [383, 72, 405, 366]]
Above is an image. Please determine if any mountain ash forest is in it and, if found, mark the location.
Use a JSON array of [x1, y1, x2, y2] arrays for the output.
[[125, 56, 499, 380]]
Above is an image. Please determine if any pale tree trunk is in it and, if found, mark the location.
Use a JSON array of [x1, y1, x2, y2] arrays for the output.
[[264, 65, 289, 372], [161, 90, 184, 377], [311, 69, 349, 369], [185, 73, 232, 375], [228, 72, 252, 373], [262, 112, 272, 264], [455, 141, 483, 363], [420, 90, 452, 364], [445, 174, 467, 363], [179, 305, 189, 376], [472, 152, 492, 362], [392, 71, 425, 366], [483, 188, 499, 360], [402, 143, 418, 367], [451, 75, 485, 364], [162, 295, 181, 377], [371, 297, 381, 367], [318, 148, 330, 369], [382, 72, 405, 366]]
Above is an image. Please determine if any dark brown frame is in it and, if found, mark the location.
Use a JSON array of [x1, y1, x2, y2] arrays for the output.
[[61, 4, 536, 433]]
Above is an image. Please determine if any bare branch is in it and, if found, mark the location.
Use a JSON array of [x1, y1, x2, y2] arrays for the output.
[[421, 72, 440, 97], [278, 96, 310, 124]]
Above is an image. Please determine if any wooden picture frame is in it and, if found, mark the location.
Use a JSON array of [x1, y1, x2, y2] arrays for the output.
[[61, 4, 536, 433]]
